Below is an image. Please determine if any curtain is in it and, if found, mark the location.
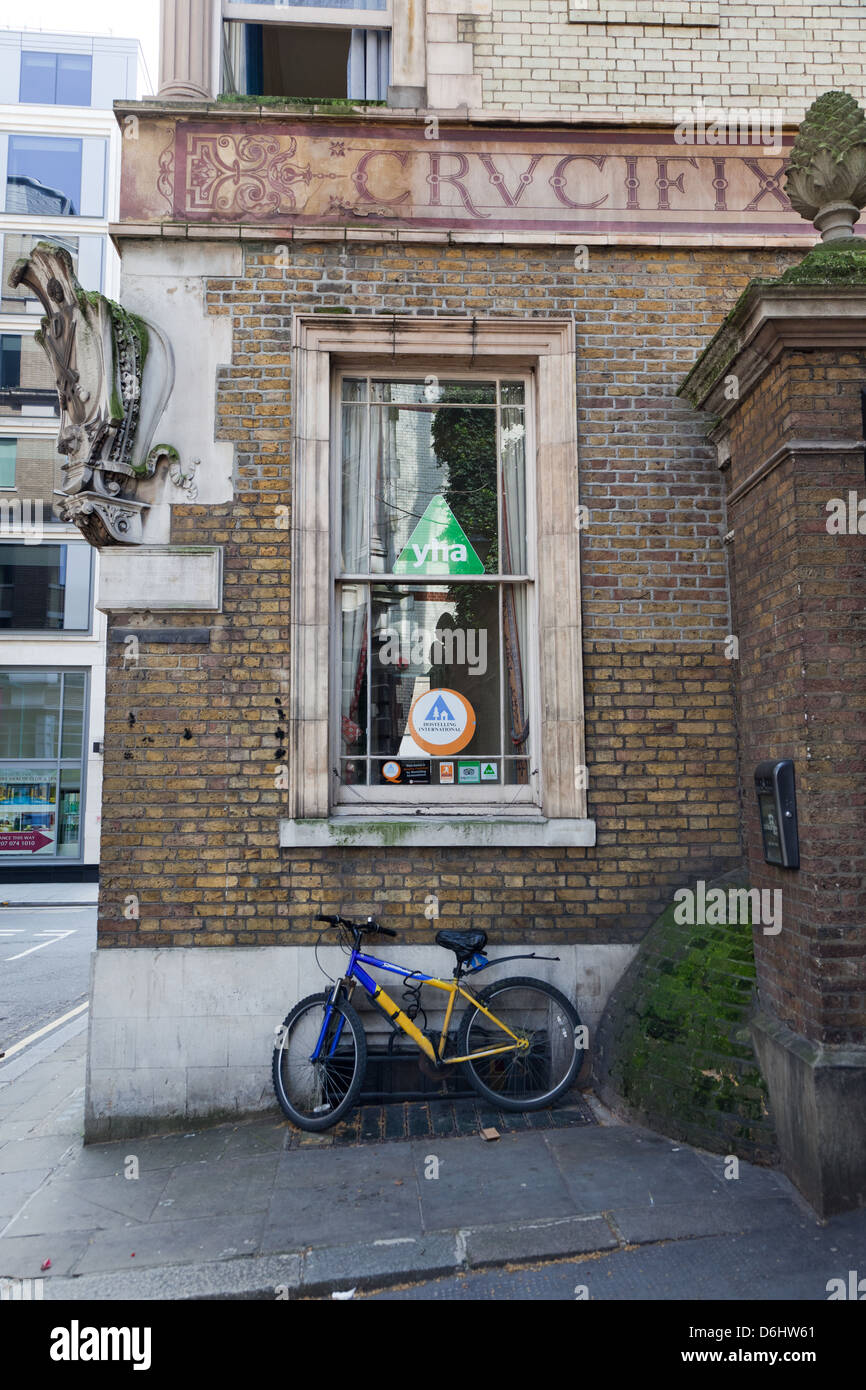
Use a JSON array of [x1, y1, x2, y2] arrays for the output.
[[340, 389, 369, 776], [347, 29, 390, 101]]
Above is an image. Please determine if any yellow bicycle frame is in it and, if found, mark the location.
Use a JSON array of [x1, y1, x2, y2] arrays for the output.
[[361, 974, 529, 1068]]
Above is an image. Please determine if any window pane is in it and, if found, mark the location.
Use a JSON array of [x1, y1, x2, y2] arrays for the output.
[[371, 380, 496, 405], [61, 546, 92, 629], [19, 51, 56, 103], [0, 438, 14, 488], [56, 54, 92, 106], [60, 673, 86, 760], [370, 401, 498, 574], [500, 382, 526, 405], [369, 582, 501, 762], [0, 546, 90, 631], [0, 333, 58, 419], [341, 399, 368, 572], [57, 767, 82, 856], [0, 545, 62, 629], [501, 406, 527, 574], [0, 671, 62, 758], [0, 766, 58, 856], [0, 336, 21, 389], [6, 136, 82, 216], [1, 232, 80, 311]]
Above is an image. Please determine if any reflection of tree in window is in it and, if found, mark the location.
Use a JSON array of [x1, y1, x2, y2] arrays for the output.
[[431, 402, 529, 780]]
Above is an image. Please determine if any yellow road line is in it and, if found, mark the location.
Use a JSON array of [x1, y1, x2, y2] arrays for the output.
[[0, 1002, 89, 1061]]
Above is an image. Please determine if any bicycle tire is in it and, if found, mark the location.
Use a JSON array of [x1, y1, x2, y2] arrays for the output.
[[272, 990, 367, 1131], [457, 975, 583, 1111]]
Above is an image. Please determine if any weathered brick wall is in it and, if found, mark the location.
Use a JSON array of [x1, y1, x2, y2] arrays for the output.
[[97, 242, 798, 949], [462, 1, 866, 117], [726, 346, 866, 1045]]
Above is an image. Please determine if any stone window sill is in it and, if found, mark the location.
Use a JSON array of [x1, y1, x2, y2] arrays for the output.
[[280, 817, 597, 849]]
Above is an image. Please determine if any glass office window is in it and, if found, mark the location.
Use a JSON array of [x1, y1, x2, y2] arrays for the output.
[[0, 544, 92, 630], [0, 439, 14, 488], [0, 671, 87, 859], [0, 336, 21, 389], [6, 136, 83, 216], [0, 232, 102, 310], [20, 51, 92, 106]]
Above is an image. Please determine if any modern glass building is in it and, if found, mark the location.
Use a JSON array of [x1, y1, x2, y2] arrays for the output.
[[0, 30, 147, 875]]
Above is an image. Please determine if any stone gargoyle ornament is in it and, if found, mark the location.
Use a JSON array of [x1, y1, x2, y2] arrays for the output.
[[8, 243, 181, 545]]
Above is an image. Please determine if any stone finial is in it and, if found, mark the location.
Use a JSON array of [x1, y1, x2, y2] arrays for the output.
[[785, 91, 866, 241]]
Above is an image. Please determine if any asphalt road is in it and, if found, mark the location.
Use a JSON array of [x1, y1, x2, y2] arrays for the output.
[[0, 905, 96, 1055]]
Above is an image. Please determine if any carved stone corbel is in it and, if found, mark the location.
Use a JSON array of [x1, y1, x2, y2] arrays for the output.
[[8, 243, 180, 546]]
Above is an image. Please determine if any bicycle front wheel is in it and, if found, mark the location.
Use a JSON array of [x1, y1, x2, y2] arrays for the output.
[[457, 976, 583, 1111], [272, 991, 366, 1131]]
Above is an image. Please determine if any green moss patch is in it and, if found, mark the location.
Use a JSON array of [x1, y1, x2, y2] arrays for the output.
[[594, 878, 778, 1163]]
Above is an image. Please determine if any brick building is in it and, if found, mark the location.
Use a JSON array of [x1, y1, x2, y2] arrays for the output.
[[15, 2, 865, 1214]]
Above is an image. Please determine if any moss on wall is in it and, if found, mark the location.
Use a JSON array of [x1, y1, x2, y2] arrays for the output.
[[593, 876, 778, 1163]]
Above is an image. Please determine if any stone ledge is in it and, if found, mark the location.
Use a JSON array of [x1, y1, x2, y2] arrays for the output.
[[279, 817, 597, 848]]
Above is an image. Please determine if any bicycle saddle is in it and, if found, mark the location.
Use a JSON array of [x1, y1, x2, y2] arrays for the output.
[[435, 929, 488, 963]]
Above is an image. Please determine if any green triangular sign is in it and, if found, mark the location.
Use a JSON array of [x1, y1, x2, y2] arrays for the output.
[[394, 495, 484, 575]]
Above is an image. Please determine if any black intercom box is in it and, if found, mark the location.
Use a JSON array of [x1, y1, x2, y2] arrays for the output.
[[754, 759, 800, 869]]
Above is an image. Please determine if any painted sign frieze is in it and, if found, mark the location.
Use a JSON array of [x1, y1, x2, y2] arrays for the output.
[[122, 119, 816, 240]]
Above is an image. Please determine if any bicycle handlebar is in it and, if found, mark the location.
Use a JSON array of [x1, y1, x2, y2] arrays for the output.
[[315, 913, 396, 938]]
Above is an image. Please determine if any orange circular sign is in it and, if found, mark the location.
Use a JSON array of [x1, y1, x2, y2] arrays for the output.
[[407, 689, 476, 756]]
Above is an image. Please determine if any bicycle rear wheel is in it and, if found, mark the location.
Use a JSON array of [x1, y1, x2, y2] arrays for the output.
[[457, 975, 583, 1111], [272, 991, 366, 1131]]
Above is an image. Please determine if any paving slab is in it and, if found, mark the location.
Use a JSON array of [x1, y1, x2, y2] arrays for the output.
[[264, 1146, 422, 1250], [73, 1211, 268, 1275], [544, 1125, 731, 1209], [3, 1169, 171, 1236], [0, 1229, 96, 1279], [413, 1130, 576, 1228]]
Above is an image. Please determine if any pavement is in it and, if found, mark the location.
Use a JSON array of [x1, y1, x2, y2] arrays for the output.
[[0, 882, 98, 908], [1, 1017, 865, 1301]]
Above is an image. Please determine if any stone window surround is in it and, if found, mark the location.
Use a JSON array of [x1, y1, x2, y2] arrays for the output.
[[283, 314, 596, 850]]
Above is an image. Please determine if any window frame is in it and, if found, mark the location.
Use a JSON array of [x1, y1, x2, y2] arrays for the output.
[[330, 368, 540, 810], [222, 3, 392, 31], [285, 315, 593, 846], [0, 540, 94, 635]]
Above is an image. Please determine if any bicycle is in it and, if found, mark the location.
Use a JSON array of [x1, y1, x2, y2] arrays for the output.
[[272, 913, 584, 1131]]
